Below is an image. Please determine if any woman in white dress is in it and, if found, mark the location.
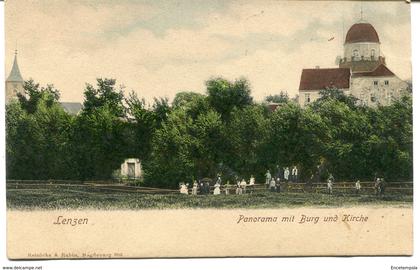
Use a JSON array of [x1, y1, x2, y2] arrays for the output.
[[180, 183, 188, 195], [213, 182, 221, 195], [192, 181, 198, 195], [240, 179, 247, 194], [249, 175, 255, 194]]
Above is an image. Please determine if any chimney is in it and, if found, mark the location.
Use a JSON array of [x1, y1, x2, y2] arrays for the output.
[[315, 66, 320, 69]]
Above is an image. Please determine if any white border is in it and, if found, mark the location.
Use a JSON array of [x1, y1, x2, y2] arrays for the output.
[[0, 2, 418, 270]]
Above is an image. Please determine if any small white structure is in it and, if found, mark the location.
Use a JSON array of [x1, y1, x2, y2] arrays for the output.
[[119, 158, 142, 180]]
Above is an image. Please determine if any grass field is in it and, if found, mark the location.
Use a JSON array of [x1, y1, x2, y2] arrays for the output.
[[6, 184, 413, 210]]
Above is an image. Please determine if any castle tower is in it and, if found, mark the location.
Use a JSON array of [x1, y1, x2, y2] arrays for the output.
[[339, 21, 386, 73], [5, 50, 25, 104]]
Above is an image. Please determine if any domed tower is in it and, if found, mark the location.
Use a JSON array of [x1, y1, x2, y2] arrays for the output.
[[5, 50, 25, 104], [339, 21, 386, 72]]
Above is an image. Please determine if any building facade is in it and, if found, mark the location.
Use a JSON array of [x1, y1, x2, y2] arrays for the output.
[[298, 21, 409, 107]]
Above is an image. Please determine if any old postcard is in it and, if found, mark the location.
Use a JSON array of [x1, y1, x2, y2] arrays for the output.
[[4, 0, 412, 258]]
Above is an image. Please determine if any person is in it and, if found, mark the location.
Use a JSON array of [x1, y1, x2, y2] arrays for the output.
[[204, 181, 210, 195], [213, 182, 221, 195], [355, 180, 361, 194], [249, 175, 255, 194], [374, 177, 381, 196], [269, 177, 276, 192], [225, 181, 230, 195], [380, 178, 386, 195], [284, 167, 290, 182], [327, 179, 333, 194], [265, 170, 271, 189], [216, 174, 222, 185], [276, 165, 283, 181], [275, 177, 281, 193], [179, 182, 188, 195], [375, 178, 386, 196], [236, 180, 242, 195], [199, 181, 204, 195], [240, 179, 247, 194], [291, 166, 298, 182], [192, 180, 198, 195]]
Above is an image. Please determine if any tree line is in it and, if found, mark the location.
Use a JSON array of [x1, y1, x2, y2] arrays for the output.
[[5, 77, 412, 188]]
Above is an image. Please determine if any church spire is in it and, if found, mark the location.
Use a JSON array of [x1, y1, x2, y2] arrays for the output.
[[6, 50, 24, 82]]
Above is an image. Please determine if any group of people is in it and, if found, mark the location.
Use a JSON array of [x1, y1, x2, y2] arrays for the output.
[[179, 171, 387, 196], [264, 166, 299, 186], [179, 175, 257, 195], [325, 177, 384, 196]]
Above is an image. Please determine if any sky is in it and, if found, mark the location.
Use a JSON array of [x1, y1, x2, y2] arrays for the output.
[[5, 0, 412, 103]]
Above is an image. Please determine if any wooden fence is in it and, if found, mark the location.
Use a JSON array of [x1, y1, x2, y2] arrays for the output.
[[6, 180, 413, 195]]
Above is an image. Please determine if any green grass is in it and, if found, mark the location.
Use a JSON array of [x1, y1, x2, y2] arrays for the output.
[[6, 185, 412, 210]]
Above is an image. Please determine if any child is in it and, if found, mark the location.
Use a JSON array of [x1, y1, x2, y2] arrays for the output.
[[327, 179, 333, 194], [355, 180, 361, 194], [269, 178, 276, 192]]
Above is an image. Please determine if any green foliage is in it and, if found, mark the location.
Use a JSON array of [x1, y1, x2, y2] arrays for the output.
[[82, 78, 126, 117], [6, 78, 413, 186], [206, 77, 253, 120], [6, 96, 73, 179], [18, 79, 60, 114], [265, 91, 289, 103]]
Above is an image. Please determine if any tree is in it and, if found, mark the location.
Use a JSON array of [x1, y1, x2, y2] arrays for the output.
[[172, 92, 205, 108], [69, 78, 131, 180], [265, 91, 289, 103], [261, 103, 327, 179], [82, 78, 125, 118], [6, 94, 73, 180], [206, 77, 253, 120], [70, 104, 130, 180], [18, 79, 60, 114], [312, 87, 359, 109], [310, 99, 371, 180], [223, 105, 269, 179]]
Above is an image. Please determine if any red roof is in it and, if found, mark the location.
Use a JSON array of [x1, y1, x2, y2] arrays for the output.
[[352, 64, 395, 77], [345, 23, 380, 44], [299, 68, 350, 91]]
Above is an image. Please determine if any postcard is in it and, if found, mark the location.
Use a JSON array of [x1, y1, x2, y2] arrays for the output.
[[4, 0, 412, 258]]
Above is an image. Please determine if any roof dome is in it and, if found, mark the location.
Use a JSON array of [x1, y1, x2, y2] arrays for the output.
[[345, 22, 379, 44]]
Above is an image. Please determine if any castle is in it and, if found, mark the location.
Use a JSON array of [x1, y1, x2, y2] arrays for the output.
[[298, 20, 409, 107]]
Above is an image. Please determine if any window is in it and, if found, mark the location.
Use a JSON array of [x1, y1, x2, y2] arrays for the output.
[[373, 81, 378, 86], [385, 80, 389, 86], [305, 93, 310, 103], [352, 49, 359, 57], [371, 49, 376, 57]]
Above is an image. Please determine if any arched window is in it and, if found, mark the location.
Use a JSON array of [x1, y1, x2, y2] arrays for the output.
[[371, 49, 376, 59], [352, 49, 359, 57]]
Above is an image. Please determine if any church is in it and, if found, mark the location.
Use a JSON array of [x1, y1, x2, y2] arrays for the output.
[[5, 50, 25, 103], [298, 19, 410, 107]]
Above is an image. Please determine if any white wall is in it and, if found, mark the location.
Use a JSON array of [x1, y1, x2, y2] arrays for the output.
[[350, 76, 409, 106], [298, 89, 349, 107], [344, 42, 380, 61]]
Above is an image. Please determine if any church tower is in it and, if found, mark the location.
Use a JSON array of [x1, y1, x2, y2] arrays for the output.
[[5, 50, 25, 104]]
